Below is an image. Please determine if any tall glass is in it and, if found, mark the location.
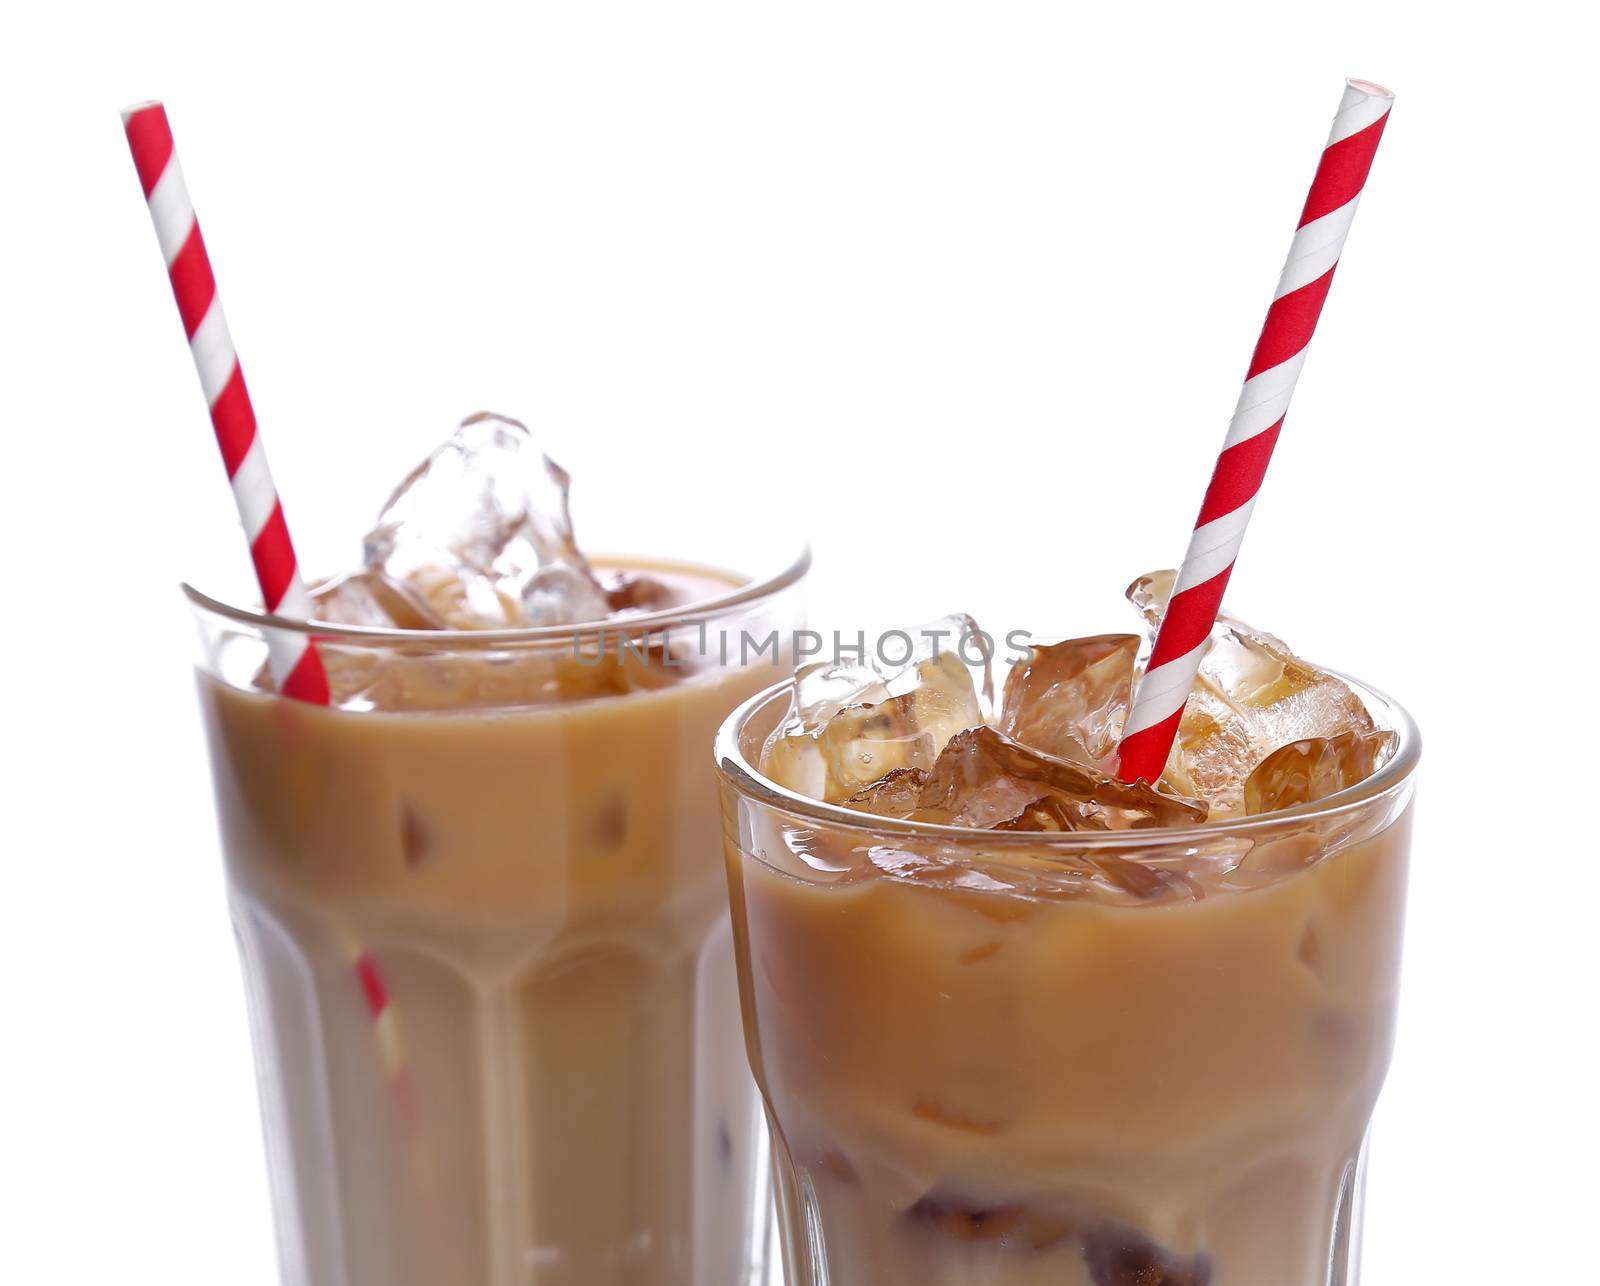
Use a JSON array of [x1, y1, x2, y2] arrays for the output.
[[718, 677, 1418, 1286], [190, 547, 806, 1286]]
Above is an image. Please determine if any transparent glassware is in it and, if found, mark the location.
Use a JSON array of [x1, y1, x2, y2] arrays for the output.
[[189, 545, 807, 1286], [716, 677, 1418, 1286]]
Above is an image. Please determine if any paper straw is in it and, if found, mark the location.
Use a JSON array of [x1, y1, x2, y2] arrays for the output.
[[1116, 79, 1393, 785], [124, 100, 412, 1123], [122, 100, 329, 703]]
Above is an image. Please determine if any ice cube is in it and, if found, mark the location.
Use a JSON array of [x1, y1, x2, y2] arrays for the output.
[[841, 767, 929, 818], [400, 562, 520, 628], [308, 575, 393, 630], [840, 726, 1204, 831], [307, 570, 440, 628], [1000, 634, 1138, 769], [521, 563, 611, 625], [294, 571, 439, 706], [1244, 729, 1397, 815], [600, 570, 688, 615], [1125, 569, 1176, 636], [1166, 624, 1377, 817], [760, 616, 987, 802], [1124, 571, 1378, 817], [907, 726, 1205, 830], [308, 571, 388, 626], [815, 661, 982, 801], [362, 412, 609, 627]]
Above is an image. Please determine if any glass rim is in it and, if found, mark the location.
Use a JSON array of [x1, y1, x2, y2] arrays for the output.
[[715, 669, 1421, 850], [182, 542, 812, 646]]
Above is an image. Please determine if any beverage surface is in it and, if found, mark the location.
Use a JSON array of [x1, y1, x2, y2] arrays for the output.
[[760, 571, 1396, 830]]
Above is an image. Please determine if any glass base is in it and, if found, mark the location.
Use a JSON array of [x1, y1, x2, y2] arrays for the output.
[[749, 1119, 1376, 1286]]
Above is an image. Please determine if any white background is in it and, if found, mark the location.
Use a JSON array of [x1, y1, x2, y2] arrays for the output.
[[2, 3, 1596, 1283]]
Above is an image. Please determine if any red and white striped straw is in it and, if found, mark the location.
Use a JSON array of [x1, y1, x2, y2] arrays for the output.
[[122, 100, 329, 706], [123, 102, 413, 1123], [1116, 79, 1393, 785]]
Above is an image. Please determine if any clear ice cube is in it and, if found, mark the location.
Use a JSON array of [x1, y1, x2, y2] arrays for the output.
[[1000, 633, 1139, 770], [308, 570, 448, 630], [600, 570, 687, 615], [362, 412, 609, 627], [1125, 571, 1378, 817], [1125, 568, 1176, 635], [890, 726, 1206, 831], [760, 616, 988, 802], [1244, 729, 1397, 815]]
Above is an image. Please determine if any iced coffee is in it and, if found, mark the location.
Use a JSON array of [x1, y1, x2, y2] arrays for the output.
[[717, 573, 1417, 1285], [192, 414, 806, 1285]]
